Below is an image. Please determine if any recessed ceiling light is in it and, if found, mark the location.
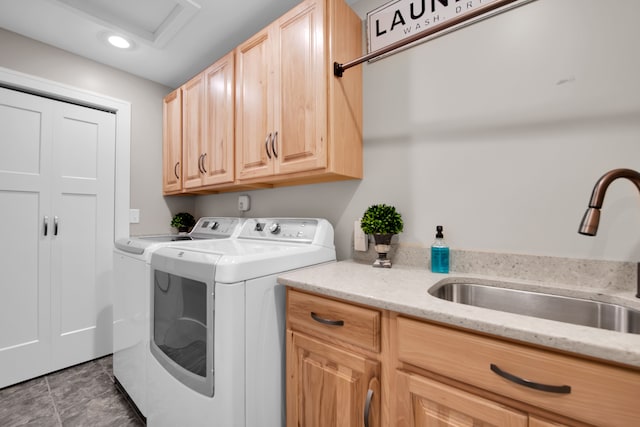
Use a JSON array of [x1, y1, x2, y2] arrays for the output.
[[107, 35, 131, 49]]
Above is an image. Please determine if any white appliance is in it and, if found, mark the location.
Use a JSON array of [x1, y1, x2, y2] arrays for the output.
[[146, 218, 336, 427], [113, 217, 244, 417]]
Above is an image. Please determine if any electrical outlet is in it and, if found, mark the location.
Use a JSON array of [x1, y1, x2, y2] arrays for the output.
[[354, 219, 368, 251], [238, 195, 250, 212], [129, 209, 140, 224]]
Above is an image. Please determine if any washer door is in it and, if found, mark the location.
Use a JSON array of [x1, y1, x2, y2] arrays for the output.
[[150, 250, 216, 397]]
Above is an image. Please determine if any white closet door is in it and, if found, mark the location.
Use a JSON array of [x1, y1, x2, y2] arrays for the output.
[[0, 87, 116, 387], [0, 88, 54, 387], [50, 101, 115, 369]]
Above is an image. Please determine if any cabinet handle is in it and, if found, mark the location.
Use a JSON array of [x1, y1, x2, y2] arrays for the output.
[[201, 153, 207, 173], [43, 216, 49, 236], [490, 363, 571, 394], [174, 161, 180, 179], [197, 154, 203, 174], [310, 312, 344, 326], [54, 216, 59, 236], [265, 133, 272, 159], [364, 389, 373, 427], [271, 131, 278, 158]]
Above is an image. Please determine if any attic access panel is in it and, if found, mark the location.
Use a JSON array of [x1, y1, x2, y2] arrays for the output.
[[51, 0, 201, 47]]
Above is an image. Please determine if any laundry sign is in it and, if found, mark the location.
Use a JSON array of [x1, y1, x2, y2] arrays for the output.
[[367, 0, 507, 53]]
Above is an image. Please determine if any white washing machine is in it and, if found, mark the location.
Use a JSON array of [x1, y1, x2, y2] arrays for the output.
[[146, 218, 336, 427], [113, 217, 244, 417]]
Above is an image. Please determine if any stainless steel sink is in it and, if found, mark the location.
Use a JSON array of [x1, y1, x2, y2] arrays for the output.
[[429, 281, 640, 334]]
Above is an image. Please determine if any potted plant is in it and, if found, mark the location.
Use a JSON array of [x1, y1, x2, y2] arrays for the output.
[[360, 204, 403, 268], [171, 212, 196, 233]]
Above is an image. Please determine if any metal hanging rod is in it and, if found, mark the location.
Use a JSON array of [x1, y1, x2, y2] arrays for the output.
[[334, 0, 531, 77]]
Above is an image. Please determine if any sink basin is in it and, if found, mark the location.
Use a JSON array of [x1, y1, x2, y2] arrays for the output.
[[429, 281, 640, 334]]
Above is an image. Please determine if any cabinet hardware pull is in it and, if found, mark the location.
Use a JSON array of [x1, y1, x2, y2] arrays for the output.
[[265, 133, 272, 159], [54, 216, 59, 236], [490, 363, 571, 394], [363, 389, 373, 427], [310, 312, 344, 326], [201, 153, 207, 173], [271, 131, 278, 158], [174, 161, 180, 179], [198, 154, 204, 174], [43, 216, 49, 236]]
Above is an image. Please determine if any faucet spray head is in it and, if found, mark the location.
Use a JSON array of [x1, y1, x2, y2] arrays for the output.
[[578, 207, 600, 236]]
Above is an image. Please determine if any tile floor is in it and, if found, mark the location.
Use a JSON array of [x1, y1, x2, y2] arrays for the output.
[[0, 355, 144, 426]]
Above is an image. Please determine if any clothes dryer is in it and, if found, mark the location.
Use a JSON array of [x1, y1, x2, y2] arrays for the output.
[[113, 217, 244, 416], [146, 218, 336, 426]]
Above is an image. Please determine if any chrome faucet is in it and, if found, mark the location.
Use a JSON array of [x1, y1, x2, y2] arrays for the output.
[[578, 168, 640, 298]]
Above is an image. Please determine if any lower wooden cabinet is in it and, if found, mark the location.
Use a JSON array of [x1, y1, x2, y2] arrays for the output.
[[287, 332, 380, 427], [285, 288, 640, 427], [396, 370, 528, 426]]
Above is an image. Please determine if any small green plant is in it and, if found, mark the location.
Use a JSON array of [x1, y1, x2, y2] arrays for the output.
[[360, 204, 403, 235], [170, 212, 196, 230]]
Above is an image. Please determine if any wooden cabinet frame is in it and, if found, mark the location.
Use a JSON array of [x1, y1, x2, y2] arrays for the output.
[[286, 289, 640, 427]]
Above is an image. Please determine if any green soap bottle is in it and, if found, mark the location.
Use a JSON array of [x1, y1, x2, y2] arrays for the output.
[[431, 225, 449, 273]]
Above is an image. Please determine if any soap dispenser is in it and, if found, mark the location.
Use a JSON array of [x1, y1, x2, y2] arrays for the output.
[[431, 225, 449, 273]]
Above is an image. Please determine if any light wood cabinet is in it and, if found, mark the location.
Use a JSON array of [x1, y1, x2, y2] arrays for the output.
[[183, 52, 235, 190], [396, 317, 640, 427], [236, 0, 362, 186], [162, 0, 362, 194], [396, 370, 528, 426], [163, 52, 236, 194], [286, 288, 640, 427], [162, 88, 182, 194], [181, 72, 204, 189], [286, 289, 381, 427]]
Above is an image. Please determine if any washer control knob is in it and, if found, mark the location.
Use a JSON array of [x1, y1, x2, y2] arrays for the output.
[[269, 223, 281, 234], [210, 221, 219, 230]]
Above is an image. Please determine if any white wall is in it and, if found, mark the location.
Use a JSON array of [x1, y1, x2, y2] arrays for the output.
[[196, 0, 640, 262], [0, 28, 195, 235]]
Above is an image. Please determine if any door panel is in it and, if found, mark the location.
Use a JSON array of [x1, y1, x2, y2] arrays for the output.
[[51, 102, 115, 368], [182, 74, 205, 189], [396, 370, 528, 427], [162, 89, 182, 194], [201, 53, 235, 187], [276, 0, 327, 175], [236, 30, 274, 180], [0, 88, 53, 388]]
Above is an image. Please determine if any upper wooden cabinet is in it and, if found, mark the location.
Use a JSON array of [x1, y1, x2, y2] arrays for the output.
[[236, 0, 362, 185], [162, 88, 182, 195], [183, 52, 235, 190], [162, 0, 362, 194]]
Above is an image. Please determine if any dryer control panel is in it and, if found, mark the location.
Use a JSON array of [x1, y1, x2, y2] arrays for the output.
[[239, 218, 333, 245], [189, 217, 244, 239]]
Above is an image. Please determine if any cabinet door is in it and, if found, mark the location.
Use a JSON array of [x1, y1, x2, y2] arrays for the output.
[[162, 88, 182, 194], [0, 88, 54, 387], [235, 27, 275, 180], [274, 0, 327, 175], [396, 370, 527, 427], [201, 52, 235, 187], [529, 417, 570, 427], [287, 331, 380, 427], [181, 73, 205, 189], [50, 101, 116, 369]]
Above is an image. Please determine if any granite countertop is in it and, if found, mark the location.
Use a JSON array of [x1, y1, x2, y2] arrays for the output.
[[277, 259, 640, 369]]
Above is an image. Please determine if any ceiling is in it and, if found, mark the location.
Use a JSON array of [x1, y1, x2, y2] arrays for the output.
[[0, 0, 358, 88]]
